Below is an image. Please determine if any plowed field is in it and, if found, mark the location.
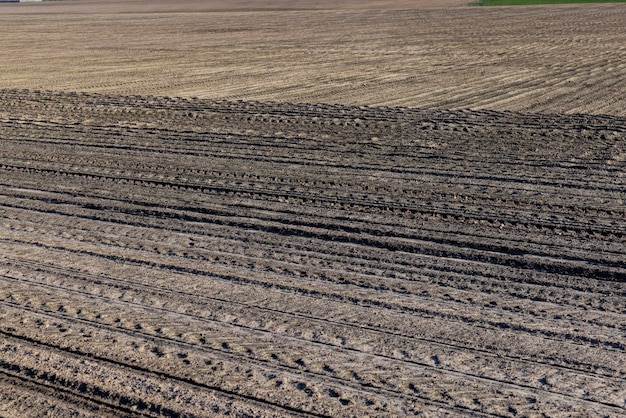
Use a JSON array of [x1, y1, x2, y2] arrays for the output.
[[0, 0, 625, 114], [2, 0, 626, 417], [0, 89, 625, 416]]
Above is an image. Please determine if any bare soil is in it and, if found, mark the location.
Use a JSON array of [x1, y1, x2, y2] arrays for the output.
[[1, 1, 625, 417], [0, 89, 625, 417], [0, 0, 624, 114]]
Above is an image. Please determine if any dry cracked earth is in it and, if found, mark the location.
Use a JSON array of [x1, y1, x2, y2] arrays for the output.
[[1, 1, 626, 417]]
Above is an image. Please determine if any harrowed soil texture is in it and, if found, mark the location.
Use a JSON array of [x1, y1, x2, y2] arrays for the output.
[[0, 89, 625, 417]]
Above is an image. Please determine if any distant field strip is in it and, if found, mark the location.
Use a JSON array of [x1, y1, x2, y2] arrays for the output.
[[0, 90, 625, 417], [0, 4, 625, 115]]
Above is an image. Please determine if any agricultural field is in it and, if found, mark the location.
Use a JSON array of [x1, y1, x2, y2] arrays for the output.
[[1, 89, 625, 417], [0, 0, 625, 114], [0, 1, 625, 417]]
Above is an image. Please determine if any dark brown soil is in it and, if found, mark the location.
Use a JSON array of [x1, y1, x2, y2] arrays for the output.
[[0, 89, 625, 417]]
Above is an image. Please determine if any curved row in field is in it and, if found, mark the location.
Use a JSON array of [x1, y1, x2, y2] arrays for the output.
[[0, 4, 625, 115], [0, 90, 625, 417]]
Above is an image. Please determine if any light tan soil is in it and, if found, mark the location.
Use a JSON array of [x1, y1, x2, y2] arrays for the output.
[[0, 1, 624, 115], [0, 89, 625, 417]]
